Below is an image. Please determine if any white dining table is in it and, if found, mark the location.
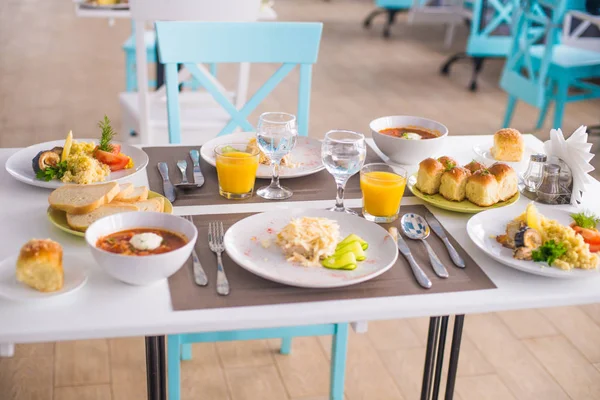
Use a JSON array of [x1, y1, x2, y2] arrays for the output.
[[1, 134, 600, 399]]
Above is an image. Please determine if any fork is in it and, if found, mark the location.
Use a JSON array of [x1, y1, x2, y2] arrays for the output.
[[184, 216, 208, 286], [208, 221, 230, 296]]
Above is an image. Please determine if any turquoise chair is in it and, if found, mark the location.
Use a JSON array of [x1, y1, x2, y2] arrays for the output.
[[155, 21, 348, 400], [500, 0, 599, 129], [363, 0, 429, 38]]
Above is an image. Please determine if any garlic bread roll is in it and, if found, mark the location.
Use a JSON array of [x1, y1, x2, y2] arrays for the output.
[[464, 160, 486, 174], [416, 158, 445, 195], [439, 167, 472, 202], [437, 156, 458, 171], [466, 170, 500, 207], [16, 239, 64, 292], [491, 128, 524, 162], [488, 163, 518, 201]]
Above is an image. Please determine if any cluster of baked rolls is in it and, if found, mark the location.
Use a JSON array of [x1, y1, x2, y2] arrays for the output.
[[416, 157, 518, 206]]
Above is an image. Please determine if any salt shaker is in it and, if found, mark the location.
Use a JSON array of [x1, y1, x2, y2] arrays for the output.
[[522, 154, 547, 192], [536, 164, 561, 204]]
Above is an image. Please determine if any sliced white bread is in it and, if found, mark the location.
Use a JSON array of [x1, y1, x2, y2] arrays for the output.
[[66, 203, 139, 232], [135, 197, 165, 213], [48, 182, 120, 215], [117, 186, 149, 203], [113, 183, 135, 201]]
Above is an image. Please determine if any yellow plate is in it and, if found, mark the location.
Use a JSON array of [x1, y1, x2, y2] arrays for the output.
[[407, 173, 519, 214], [47, 191, 173, 237]]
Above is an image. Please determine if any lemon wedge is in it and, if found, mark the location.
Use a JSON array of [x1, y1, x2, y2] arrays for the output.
[[526, 202, 543, 233], [61, 130, 73, 162]]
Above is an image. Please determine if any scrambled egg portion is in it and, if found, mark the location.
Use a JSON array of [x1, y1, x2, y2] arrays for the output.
[[541, 219, 598, 270], [61, 141, 110, 184]]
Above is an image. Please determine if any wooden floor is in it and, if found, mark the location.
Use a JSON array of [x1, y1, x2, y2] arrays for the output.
[[1, 0, 600, 399]]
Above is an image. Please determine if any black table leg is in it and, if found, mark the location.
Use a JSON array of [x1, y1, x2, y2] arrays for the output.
[[421, 316, 441, 400], [145, 336, 167, 400], [445, 315, 465, 400], [432, 316, 449, 399]]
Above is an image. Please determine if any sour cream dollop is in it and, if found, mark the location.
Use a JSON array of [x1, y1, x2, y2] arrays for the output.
[[402, 132, 422, 140], [130, 233, 163, 251]]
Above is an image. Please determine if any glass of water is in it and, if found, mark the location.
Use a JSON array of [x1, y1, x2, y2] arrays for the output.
[[256, 112, 298, 200], [322, 130, 367, 214]]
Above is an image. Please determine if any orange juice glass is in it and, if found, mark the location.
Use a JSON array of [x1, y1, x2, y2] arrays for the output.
[[360, 163, 407, 223], [215, 143, 260, 200]]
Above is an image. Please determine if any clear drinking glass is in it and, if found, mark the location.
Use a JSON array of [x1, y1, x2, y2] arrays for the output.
[[321, 130, 367, 214], [255, 112, 298, 200]]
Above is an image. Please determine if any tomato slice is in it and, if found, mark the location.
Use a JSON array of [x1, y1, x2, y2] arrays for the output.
[[110, 144, 121, 155], [589, 243, 600, 253], [578, 228, 600, 245], [94, 149, 130, 171]]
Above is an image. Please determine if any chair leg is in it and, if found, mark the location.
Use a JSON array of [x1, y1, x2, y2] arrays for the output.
[[330, 323, 349, 400], [280, 337, 292, 355], [503, 95, 518, 128], [383, 10, 398, 38], [469, 57, 485, 92], [553, 78, 569, 129], [363, 9, 386, 28], [167, 335, 181, 400], [536, 81, 555, 130], [181, 343, 192, 361], [125, 52, 137, 92], [440, 52, 468, 76]]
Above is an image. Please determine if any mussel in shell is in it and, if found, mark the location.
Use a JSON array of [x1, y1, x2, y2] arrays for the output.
[[32, 150, 61, 173], [50, 146, 64, 156]]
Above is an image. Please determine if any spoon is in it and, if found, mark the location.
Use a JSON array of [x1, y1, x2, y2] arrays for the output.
[[175, 160, 200, 190], [400, 213, 449, 278]]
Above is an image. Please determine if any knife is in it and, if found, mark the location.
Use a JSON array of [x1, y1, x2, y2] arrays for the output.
[[157, 162, 176, 203], [425, 214, 465, 268], [189, 150, 205, 188], [390, 227, 432, 289]]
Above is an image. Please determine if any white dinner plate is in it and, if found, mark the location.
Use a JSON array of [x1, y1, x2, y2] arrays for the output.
[[472, 144, 536, 173], [200, 132, 324, 179], [224, 209, 398, 288], [0, 253, 89, 302], [467, 203, 600, 279], [5, 139, 149, 189]]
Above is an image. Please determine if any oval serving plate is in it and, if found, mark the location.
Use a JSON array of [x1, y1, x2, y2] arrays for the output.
[[467, 204, 600, 279], [200, 131, 324, 179], [47, 191, 173, 237], [5, 139, 149, 189], [407, 173, 519, 213], [224, 208, 398, 288]]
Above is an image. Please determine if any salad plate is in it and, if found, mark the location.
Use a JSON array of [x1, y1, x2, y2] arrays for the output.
[[0, 253, 89, 302], [5, 139, 149, 189], [224, 209, 398, 288], [467, 203, 600, 279], [200, 132, 324, 179]]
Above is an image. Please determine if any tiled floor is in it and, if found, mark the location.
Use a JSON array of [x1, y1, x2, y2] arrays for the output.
[[1, 0, 600, 399]]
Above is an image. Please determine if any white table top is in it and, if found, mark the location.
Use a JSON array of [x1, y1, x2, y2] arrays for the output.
[[1, 135, 600, 344]]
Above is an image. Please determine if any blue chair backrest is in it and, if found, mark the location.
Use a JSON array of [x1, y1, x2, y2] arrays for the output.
[[155, 22, 323, 143], [466, 0, 519, 57], [499, 0, 574, 107]]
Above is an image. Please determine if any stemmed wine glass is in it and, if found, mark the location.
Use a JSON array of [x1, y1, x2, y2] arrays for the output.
[[321, 130, 367, 214], [256, 112, 298, 200]]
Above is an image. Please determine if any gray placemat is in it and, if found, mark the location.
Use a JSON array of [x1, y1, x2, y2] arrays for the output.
[[143, 144, 413, 207], [167, 205, 496, 311]]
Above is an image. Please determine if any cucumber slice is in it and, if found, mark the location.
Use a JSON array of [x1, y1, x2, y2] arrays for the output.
[[338, 234, 368, 251], [220, 145, 238, 154], [334, 241, 366, 261], [321, 251, 357, 270]]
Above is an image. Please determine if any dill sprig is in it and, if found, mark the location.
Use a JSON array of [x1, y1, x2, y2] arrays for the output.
[[98, 115, 116, 152]]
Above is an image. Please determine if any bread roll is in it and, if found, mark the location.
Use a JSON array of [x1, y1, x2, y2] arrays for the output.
[[437, 156, 458, 171], [491, 128, 524, 162], [488, 163, 518, 201], [464, 160, 486, 174], [466, 170, 500, 207], [416, 158, 445, 195], [16, 239, 63, 292], [439, 167, 472, 201]]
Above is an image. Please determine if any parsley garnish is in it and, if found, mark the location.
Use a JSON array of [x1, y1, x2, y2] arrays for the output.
[[35, 161, 68, 181], [571, 212, 600, 230], [97, 115, 116, 152], [532, 240, 567, 265]]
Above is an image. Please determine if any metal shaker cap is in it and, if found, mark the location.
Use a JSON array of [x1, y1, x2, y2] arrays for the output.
[[544, 163, 560, 174], [530, 154, 547, 162]]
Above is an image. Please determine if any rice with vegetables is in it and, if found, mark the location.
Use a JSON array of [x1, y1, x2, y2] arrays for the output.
[[61, 141, 110, 184], [541, 219, 598, 270]]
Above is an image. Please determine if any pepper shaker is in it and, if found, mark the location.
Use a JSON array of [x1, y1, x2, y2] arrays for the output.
[[536, 163, 561, 204]]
